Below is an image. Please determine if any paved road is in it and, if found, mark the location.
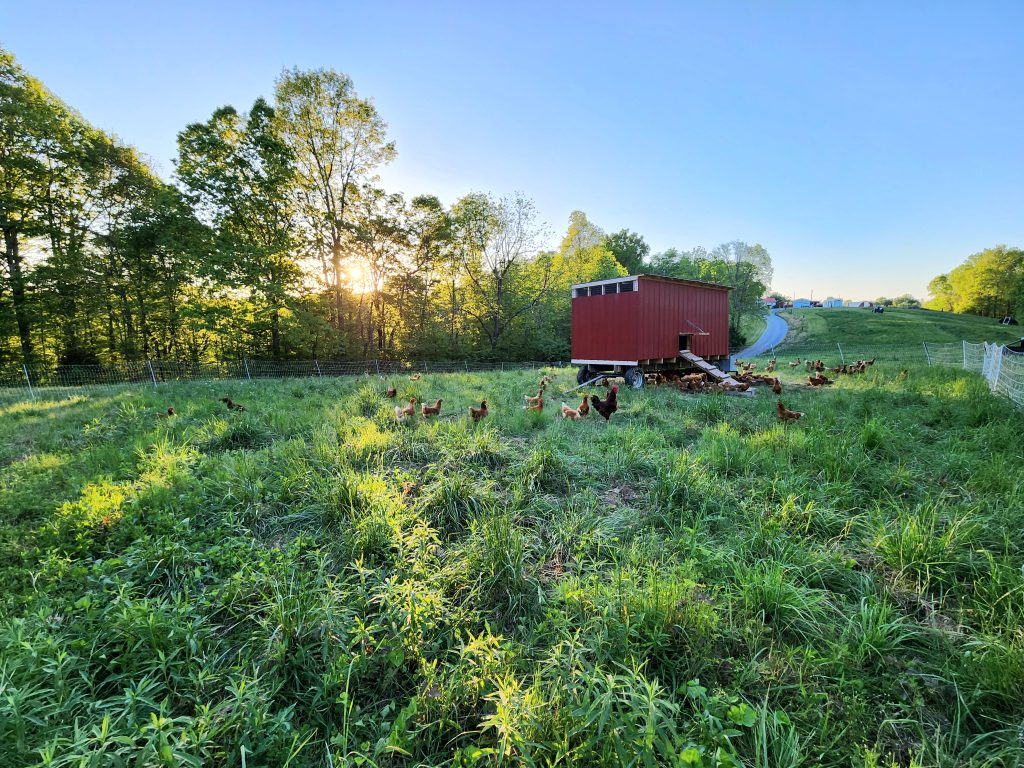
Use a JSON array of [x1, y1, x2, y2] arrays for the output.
[[737, 310, 789, 358]]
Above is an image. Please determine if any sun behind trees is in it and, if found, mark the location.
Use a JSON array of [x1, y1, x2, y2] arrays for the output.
[[0, 47, 772, 366]]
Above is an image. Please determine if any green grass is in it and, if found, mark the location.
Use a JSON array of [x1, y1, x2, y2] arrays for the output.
[[1, 366, 1023, 766], [779, 308, 1021, 347], [739, 314, 768, 348]]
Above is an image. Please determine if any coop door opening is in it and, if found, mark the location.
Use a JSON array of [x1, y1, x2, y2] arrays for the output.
[[679, 334, 691, 352]]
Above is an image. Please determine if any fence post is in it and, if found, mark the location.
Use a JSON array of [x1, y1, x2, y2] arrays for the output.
[[837, 343, 845, 364], [314, 359, 322, 377], [146, 359, 158, 387], [375, 360, 380, 375], [243, 357, 252, 380], [22, 364, 35, 400], [465, 360, 469, 372], [962, 340, 968, 370], [923, 342, 932, 365]]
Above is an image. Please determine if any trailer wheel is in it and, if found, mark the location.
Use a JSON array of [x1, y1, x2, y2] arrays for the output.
[[576, 365, 592, 385], [624, 366, 645, 390]]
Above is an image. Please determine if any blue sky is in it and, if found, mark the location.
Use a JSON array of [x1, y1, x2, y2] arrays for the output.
[[4, 1, 1023, 300]]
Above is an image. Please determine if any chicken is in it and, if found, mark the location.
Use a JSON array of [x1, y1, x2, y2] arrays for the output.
[[866, 357, 876, 366], [777, 400, 804, 422], [469, 399, 489, 421], [807, 373, 833, 387], [158, 407, 176, 418], [772, 378, 782, 395], [897, 369, 908, 381], [395, 397, 417, 422], [590, 385, 619, 421], [524, 395, 544, 412], [560, 401, 582, 420], [421, 399, 443, 418], [789, 358, 802, 367], [577, 394, 590, 416], [766, 359, 777, 373], [220, 397, 245, 412], [409, 373, 422, 381], [524, 388, 544, 408], [385, 385, 397, 398]]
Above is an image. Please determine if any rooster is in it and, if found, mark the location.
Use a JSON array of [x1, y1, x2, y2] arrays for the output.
[[469, 400, 488, 421], [395, 397, 417, 422], [590, 385, 619, 421], [220, 397, 245, 412], [385, 385, 397, 398], [421, 399, 442, 418], [777, 400, 804, 422]]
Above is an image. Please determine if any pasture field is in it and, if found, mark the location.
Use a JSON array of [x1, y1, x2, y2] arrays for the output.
[[779, 309, 1020, 348], [1, 364, 1023, 767]]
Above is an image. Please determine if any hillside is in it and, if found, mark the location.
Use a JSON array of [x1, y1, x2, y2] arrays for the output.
[[2, 365, 1023, 766], [778, 307, 1020, 348]]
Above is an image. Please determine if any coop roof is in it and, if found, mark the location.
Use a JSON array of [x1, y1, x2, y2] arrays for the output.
[[570, 274, 731, 292]]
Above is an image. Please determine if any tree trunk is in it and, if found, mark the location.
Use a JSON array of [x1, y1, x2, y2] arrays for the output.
[[332, 236, 344, 330], [271, 308, 281, 359], [3, 227, 33, 361]]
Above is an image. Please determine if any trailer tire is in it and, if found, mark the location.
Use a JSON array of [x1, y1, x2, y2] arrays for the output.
[[576, 365, 592, 385], [625, 366, 645, 390]]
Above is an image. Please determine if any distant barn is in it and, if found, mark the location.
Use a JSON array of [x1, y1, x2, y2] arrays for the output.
[[570, 274, 732, 388]]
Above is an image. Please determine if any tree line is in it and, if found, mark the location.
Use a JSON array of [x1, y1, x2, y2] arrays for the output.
[[926, 245, 1024, 320], [1, 49, 769, 366]]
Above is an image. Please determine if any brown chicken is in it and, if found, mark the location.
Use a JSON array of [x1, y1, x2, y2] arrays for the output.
[[395, 397, 417, 422], [590, 385, 619, 421], [807, 373, 833, 387], [524, 388, 544, 408], [421, 399, 443, 418], [220, 397, 245, 412], [469, 400, 489, 421], [385, 386, 397, 398], [789, 358, 802, 367], [409, 373, 422, 381], [577, 394, 590, 416], [772, 378, 782, 395], [158, 407, 176, 418], [777, 400, 804, 422], [897, 369, 908, 381], [560, 401, 582, 420], [524, 395, 544, 412]]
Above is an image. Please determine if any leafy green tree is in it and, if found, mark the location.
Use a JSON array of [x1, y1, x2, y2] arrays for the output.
[[176, 98, 300, 358], [274, 68, 395, 337], [603, 228, 650, 274], [453, 192, 553, 356]]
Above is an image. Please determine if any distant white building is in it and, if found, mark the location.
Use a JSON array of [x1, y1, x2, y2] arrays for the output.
[[823, 298, 843, 308], [793, 298, 812, 308], [845, 300, 873, 308]]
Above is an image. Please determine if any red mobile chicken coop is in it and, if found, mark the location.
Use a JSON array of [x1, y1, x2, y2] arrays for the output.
[[570, 274, 732, 388]]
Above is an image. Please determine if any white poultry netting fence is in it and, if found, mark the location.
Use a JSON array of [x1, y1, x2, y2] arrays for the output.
[[924, 341, 1024, 408]]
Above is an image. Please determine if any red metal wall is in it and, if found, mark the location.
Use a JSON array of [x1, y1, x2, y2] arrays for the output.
[[570, 277, 730, 361]]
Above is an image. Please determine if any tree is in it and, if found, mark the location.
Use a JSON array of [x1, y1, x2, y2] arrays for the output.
[[274, 68, 395, 337], [453, 192, 553, 355], [603, 229, 649, 274], [176, 98, 300, 358]]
